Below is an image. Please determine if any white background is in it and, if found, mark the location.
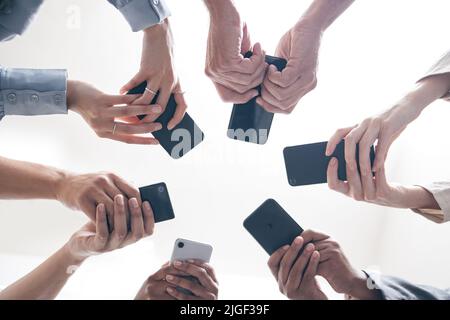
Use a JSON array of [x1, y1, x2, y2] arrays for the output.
[[0, 0, 450, 299]]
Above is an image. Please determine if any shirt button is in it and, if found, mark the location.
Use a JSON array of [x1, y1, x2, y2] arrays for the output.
[[152, 0, 159, 5], [54, 94, 63, 104], [31, 94, 39, 103], [7, 93, 17, 104]]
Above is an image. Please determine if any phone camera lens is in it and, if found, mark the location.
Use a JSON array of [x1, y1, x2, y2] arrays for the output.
[[158, 186, 165, 193], [178, 242, 184, 248]]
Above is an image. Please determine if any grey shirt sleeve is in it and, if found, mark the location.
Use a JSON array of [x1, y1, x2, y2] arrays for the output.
[[0, 67, 68, 121], [418, 51, 450, 100], [412, 182, 450, 224], [107, 0, 171, 32], [365, 270, 450, 300]]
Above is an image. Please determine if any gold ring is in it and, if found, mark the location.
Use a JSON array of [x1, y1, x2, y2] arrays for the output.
[[145, 87, 157, 95]]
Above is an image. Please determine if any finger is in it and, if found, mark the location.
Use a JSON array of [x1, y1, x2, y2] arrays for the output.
[[279, 237, 304, 287], [234, 42, 266, 74], [373, 134, 393, 172], [168, 89, 187, 130], [112, 175, 141, 204], [120, 73, 146, 94], [299, 230, 330, 245], [156, 86, 172, 114], [267, 63, 300, 88], [112, 122, 163, 135], [256, 97, 290, 114], [213, 82, 258, 104], [104, 94, 140, 106], [100, 133, 159, 145], [133, 79, 160, 105], [286, 243, 315, 291], [142, 201, 155, 236], [303, 250, 320, 284], [129, 198, 145, 242], [359, 131, 378, 201], [186, 260, 218, 284], [326, 127, 355, 156], [112, 194, 128, 245], [95, 193, 114, 232], [166, 287, 196, 301], [93, 203, 109, 251], [173, 261, 217, 292], [374, 166, 389, 190], [327, 157, 350, 194], [345, 125, 366, 171], [153, 264, 188, 281], [165, 275, 211, 300], [267, 245, 290, 280], [220, 61, 267, 87], [109, 105, 162, 118]]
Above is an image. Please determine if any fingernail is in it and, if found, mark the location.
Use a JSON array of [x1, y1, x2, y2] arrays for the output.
[[154, 123, 163, 131], [143, 201, 151, 210], [98, 203, 105, 213], [187, 259, 195, 264], [167, 287, 174, 293], [166, 275, 174, 281], [307, 243, 315, 251], [152, 106, 162, 114], [331, 158, 337, 165], [282, 245, 289, 251], [294, 237, 302, 245], [129, 198, 139, 209], [174, 261, 182, 267], [116, 195, 124, 205], [167, 123, 174, 130]]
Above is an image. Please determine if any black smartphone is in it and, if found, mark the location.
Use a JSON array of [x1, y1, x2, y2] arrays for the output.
[[139, 182, 175, 223], [227, 52, 287, 145], [127, 81, 204, 159], [283, 140, 376, 187], [243, 199, 304, 255]]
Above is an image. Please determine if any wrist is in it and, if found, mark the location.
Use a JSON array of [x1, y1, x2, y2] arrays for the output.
[[143, 17, 169, 37], [66, 80, 79, 111], [54, 171, 73, 204], [205, 0, 240, 25], [408, 186, 440, 211], [60, 243, 87, 272], [347, 270, 381, 300]]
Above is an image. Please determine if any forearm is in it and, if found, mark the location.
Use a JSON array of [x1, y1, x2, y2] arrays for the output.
[[0, 245, 85, 300], [299, 0, 355, 32], [0, 156, 67, 200], [203, 0, 240, 24]]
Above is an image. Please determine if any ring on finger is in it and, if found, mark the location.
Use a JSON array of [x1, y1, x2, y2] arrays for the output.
[[145, 87, 158, 95], [112, 123, 117, 135]]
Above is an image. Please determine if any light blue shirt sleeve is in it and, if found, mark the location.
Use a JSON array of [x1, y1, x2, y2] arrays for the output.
[[107, 0, 171, 32], [0, 67, 68, 121]]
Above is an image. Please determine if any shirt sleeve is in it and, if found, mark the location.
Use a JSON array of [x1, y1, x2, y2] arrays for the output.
[[107, 0, 171, 32], [417, 51, 450, 100], [0, 67, 68, 121], [412, 182, 450, 224], [364, 270, 450, 300]]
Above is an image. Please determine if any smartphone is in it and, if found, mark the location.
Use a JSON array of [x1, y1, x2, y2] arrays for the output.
[[227, 52, 287, 145], [243, 199, 304, 255], [283, 140, 376, 187], [127, 81, 204, 159], [170, 238, 213, 296], [139, 183, 175, 223]]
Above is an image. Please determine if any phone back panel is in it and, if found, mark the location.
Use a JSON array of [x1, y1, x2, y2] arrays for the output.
[[244, 199, 303, 255], [170, 238, 213, 263]]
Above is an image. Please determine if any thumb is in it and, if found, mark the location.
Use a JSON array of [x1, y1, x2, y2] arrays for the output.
[[241, 22, 252, 54]]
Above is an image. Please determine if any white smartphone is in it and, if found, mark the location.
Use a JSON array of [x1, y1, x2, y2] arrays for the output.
[[170, 238, 213, 263]]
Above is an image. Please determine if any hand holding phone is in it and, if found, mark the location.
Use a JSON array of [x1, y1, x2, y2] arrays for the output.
[[128, 82, 204, 159], [284, 140, 376, 186], [227, 53, 287, 145]]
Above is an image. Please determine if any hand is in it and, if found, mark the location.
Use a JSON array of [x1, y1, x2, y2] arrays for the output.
[[257, 21, 320, 114], [135, 260, 219, 300], [56, 171, 142, 223], [66, 195, 155, 261], [268, 236, 327, 300], [205, 0, 266, 103], [67, 80, 162, 144], [311, 231, 381, 300], [121, 19, 187, 130]]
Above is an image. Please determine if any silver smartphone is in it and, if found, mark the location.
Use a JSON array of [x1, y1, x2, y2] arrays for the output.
[[170, 238, 213, 296]]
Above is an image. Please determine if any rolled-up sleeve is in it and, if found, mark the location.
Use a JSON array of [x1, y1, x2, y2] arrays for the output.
[[364, 270, 450, 300], [418, 51, 450, 100], [108, 0, 171, 32], [412, 182, 450, 224], [0, 67, 67, 121]]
